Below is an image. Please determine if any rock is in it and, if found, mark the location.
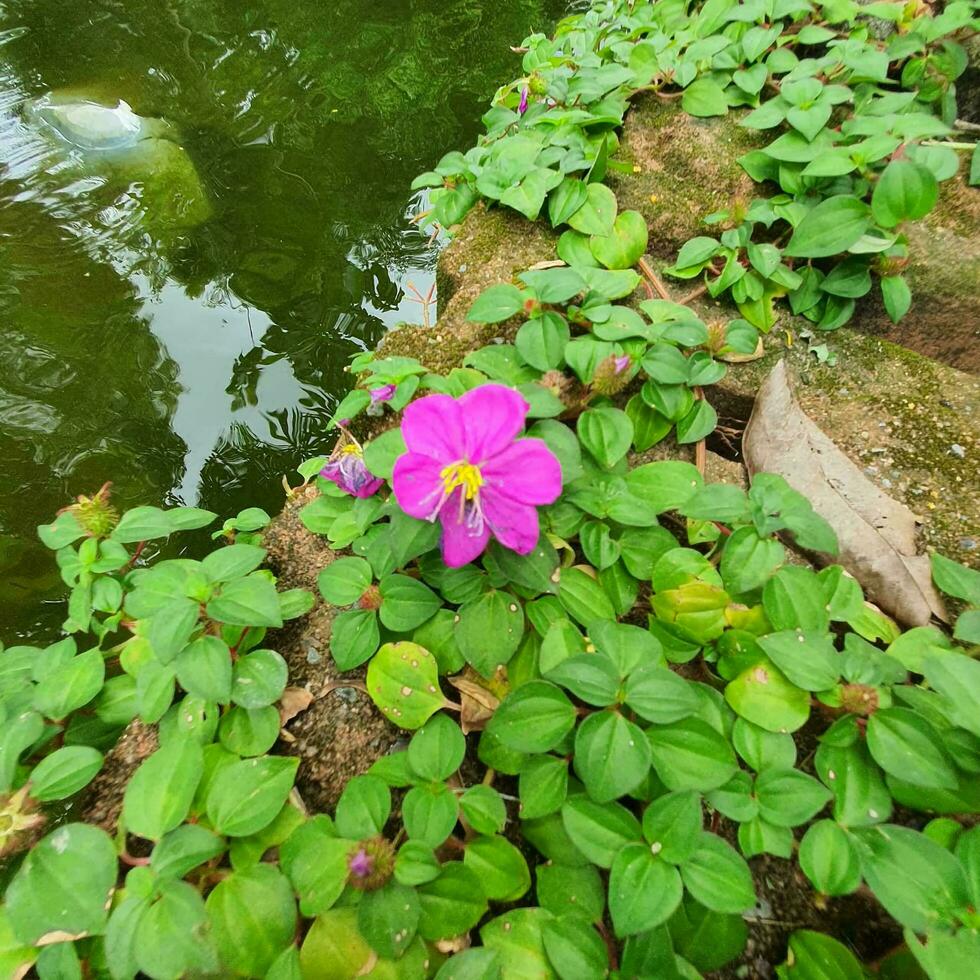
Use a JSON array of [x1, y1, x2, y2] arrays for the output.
[[608, 97, 980, 373], [20, 91, 211, 230]]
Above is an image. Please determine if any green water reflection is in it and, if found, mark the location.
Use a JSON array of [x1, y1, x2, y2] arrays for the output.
[[0, 0, 561, 637]]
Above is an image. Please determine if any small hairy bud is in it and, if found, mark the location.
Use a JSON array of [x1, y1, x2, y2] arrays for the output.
[[0, 786, 46, 860], [68, 482, 119, 538], [528, 72, 548, 96], [590, 354, 633, 396], [840, 683, 879, 716], [348, 835, 396, 891]]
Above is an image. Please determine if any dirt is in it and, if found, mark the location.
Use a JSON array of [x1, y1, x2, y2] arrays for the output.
[[262, 486, 401, 812]]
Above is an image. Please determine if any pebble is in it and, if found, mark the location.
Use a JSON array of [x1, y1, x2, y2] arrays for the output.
[[950, 444, 966, 458], [960, 538, 977, 551]]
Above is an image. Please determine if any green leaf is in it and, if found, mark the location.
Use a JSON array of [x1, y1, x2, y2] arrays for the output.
[[207, 755, 299, 837], [546, 652, 620, 705], [379, 574, 441, 632], [561, 796, 642, 868], [799, 820, 861, 896], [202, 543, 266, 583], [464, 835, 531, 902], [395, 840, 441, 887], [366, 641, 446, 730], [866, 707, 958, 789], [880, 274, 911, 323], [930, 552, 980, 604], [725, 659, 810, 733], [577, 406, 634, 469], [123, 736, 203, 841], [219, 705, 280, 756], [609, 843, 683, 937], [280, 817, 352, 915], [573, 710, 651, 803], [206, 575, 283, 628], [780, 930, 866, 979], [568, 182, 618, 237], [519, 267, 587, 304], [536, 863, 605, 922], [318, 557, 373, 605], [231, 648, 287, 708], [136, 880, 217, 979], [647, 717, 738, 791], [519, 755, 569, 820], [207, 864, 297, 977], [6, 823, 117, 943], [408, 712, 466, 782], [756, 631, 840, 692], [626, 460, 703, 513], [549, 177, 590, 227], [815, 740, 893, 828], [151, 824, 225, 880], [112, 506, 175, 543], [459, 785, 507, 835], [487, 680, 576, 753], [784, 196, 871, 258], [33, 647, 105, 719], [38, 510, 85, 550], [175, 635, 233, 703], [720, 527, 784, 595], [624, 664, 700, 725], [542, 915, 608, 978], [468, 284, 526, 324], [456, 589, 525, 677], [480, 908, 551, 977], [335, 774, 391, 839], [28, 745, 103, 802], [755, 767, 832, 827], [516, 313, 570, 371], [417, 863, 488, 940], [871, 159, 938, 229], [590, 210, 649, 269], [680, 832, 755, 914], [557, 567, 616, 626], [357, 882, 420, 960], [331, 609, 380, 671], [641, 790, 702, 864], [682, 79, 729, 117], [922, 654, 980, 738], [855, 824, 969, 932]]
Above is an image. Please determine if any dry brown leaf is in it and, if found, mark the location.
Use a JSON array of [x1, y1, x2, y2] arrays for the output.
[[37, 930, 88, 946], [447, 674, 500, 734], [279, 686, 315, 727], [743, 360, 946, 627]]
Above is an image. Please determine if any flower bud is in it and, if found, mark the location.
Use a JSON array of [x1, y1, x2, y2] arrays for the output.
[[591, 354, 633, 396], [840, 683, 879, 716], [347, 835, 396, 891], [69, 483, 119, 538]]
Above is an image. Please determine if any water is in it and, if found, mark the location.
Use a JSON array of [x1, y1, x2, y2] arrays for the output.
[[0, 0, 562, 639]]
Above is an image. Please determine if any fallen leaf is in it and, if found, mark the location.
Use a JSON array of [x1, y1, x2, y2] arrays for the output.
[[743, 360, 946, 627], [448, 672, 501, 734], [36, 930, 88, 946], [279, 686, 315, 727], [526, 259, 568, 270]]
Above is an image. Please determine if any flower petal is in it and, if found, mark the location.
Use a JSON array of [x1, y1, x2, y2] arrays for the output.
[[392, 453, 445, 520], [401, 393, 466, 461], [481, 438, 563, 505], [459, 385, 530, 463], [483, 490, 540, 556], [440, 509, 491, 567]]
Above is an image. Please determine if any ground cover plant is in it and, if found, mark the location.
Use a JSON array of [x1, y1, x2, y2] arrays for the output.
[[2, 0, 980, 977]]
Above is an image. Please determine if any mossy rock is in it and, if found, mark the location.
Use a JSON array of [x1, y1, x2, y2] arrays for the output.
[[609, 97, 980, 373], [608, 95, 759, 258], [710, 328, 980, 568]]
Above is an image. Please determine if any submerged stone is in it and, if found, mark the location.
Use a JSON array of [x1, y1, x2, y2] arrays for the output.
[[22, 91, 211, 229]]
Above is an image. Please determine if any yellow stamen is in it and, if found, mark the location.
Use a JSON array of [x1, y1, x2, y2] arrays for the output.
[[339, 444, 361, 456], [440, 461, 483, 500]]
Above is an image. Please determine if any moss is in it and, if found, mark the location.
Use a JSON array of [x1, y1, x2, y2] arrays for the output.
[[608, 97, 760, 257]]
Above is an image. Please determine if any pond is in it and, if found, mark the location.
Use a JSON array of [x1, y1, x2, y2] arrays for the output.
[[0, 0, 563, 638]]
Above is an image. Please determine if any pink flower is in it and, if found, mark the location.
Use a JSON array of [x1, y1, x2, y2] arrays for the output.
[[518, 87, 529, 115], [391, 385, 562, 567], [613, 355, 631, 373], [370, 384, 396, 405], [320, 444, 383, 498], [348, 847, 373, 879]]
